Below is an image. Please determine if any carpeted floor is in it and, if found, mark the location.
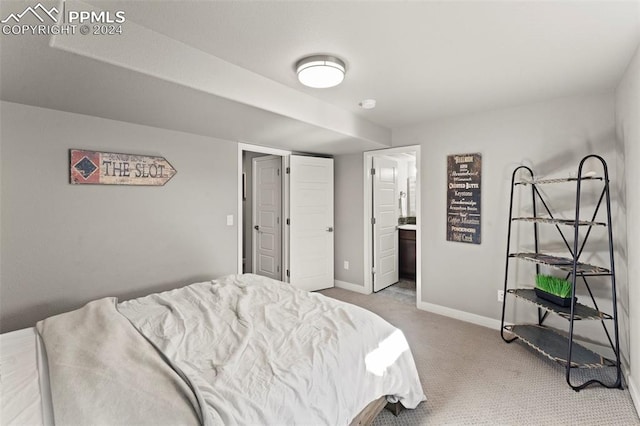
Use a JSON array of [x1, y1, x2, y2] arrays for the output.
[[320, 287, 640, 426]]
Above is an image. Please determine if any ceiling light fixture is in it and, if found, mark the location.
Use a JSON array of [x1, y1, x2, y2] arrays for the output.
[[296, 55, 346, 89]]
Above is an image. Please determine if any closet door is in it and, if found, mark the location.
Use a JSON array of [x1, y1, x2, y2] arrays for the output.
[[288, 156, 334, 292], [252, 155, 282, 280]]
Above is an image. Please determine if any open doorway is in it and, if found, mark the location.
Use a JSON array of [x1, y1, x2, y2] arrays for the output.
[[237, 144, 335, 291], [244, 153, 283, 279], [363, 146, 421, 306], [238, 144, 290, 280]]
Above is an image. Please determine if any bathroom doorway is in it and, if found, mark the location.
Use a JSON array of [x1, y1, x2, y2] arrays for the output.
[[363, 146, 421, 305]]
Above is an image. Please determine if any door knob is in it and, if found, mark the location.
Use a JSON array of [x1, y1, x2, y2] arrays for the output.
[[326, 227, 334, 232]]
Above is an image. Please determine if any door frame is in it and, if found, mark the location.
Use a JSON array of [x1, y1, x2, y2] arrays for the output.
[[363, 145, 421, 304], [237, 143, 291, 280]]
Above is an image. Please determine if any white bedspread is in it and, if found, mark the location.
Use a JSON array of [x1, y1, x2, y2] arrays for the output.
[[119, 274, 425, 425]]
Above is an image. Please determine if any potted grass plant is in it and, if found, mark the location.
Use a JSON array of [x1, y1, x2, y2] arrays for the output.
[[535, 275, 575, 307]]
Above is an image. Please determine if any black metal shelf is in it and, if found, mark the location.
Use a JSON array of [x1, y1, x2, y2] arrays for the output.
[[504, 324, 615, 369], [508, 289, 612, 321], [509, 252, 610, 275], [512, 217, 606, 227], [500, 157, 622, 391]]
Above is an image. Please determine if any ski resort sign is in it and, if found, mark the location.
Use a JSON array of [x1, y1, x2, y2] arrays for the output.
[[70, 149, 176, 186]]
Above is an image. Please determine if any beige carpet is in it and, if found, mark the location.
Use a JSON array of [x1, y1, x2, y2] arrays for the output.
[[320, 288, 640, 426]]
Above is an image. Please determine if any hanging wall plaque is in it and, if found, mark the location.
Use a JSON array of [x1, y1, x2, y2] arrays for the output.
[[446, 153, 481, 244], [70, 149, 177, 186]]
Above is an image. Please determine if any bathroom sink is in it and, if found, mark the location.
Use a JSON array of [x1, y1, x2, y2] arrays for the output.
[[398, 224, 417, 230]]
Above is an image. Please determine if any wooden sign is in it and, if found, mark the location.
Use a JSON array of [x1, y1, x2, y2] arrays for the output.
[[70, 150, 176, 186], [446, 153, 481, 244]]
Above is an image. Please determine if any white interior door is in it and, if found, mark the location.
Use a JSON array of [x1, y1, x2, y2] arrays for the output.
[[373, 156, 399, 292], [289, 155, 334, 292], [252, 155, 282, 280]]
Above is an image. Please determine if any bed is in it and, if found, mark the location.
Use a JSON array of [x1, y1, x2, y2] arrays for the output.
[[1, 274, 425, 425]]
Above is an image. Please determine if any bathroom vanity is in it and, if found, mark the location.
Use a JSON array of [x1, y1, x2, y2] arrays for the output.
[[398, 224, 416, 279]]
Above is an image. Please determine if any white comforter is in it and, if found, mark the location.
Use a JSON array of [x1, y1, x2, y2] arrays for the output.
[[119, 274, 425, 425]]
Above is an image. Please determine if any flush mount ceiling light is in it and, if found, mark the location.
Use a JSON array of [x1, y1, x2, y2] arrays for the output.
[[296, 55, 346, 88]]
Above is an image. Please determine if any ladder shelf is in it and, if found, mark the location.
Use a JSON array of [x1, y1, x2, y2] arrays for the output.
[[499, 155, 622, 391]]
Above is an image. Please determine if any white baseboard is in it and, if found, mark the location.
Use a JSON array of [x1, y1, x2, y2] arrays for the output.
[[627, 372, 640, 418], [417, 301, 502, 330], [334, 280, 371, 295]]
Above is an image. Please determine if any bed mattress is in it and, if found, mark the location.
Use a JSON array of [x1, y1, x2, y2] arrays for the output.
[[0, 327, 53, 426], [1, 274, 425, 425]]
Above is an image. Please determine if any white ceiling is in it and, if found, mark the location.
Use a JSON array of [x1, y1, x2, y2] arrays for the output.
[[109, 0, 640, 128], [1, 1, 639, 154]]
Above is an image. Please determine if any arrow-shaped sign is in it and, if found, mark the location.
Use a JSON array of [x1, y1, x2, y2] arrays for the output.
[[70, 149, 177, 186]]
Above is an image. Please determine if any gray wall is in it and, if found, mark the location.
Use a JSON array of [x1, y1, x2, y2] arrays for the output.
[[390, 92, 627, 356], [333, 93, 626, 343], [393, 92, 621, 317], [0, 101, 239, 332], [334, 153, 365, 286], [616, 42, 640, 409]]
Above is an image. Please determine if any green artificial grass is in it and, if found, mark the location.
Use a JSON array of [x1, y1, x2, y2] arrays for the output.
[[535, 275, 573, 298]]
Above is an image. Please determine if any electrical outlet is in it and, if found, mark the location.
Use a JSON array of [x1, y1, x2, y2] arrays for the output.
[[497, 290, 504, 302], [343, 261, 350, 270]]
